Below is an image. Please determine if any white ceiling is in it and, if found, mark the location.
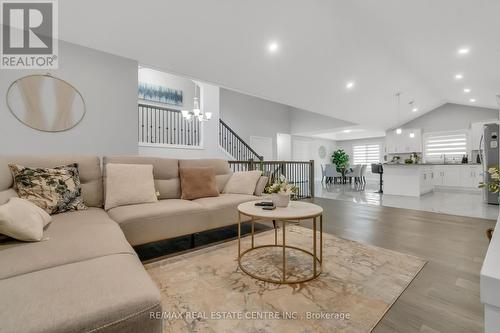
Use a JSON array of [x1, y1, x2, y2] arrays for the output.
[[59, 0, 500, 136]]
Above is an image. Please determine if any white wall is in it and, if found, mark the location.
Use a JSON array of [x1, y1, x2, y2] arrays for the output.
[[398, 103, 498, 133], [220, 88, 350, 160], [291, 136, 337, 181], [0, 40, 138, 155], [277, 133, 292, 160], [290, 107, 354, 135], [139, 82, 227, 159], [219, 88, 291, 159]]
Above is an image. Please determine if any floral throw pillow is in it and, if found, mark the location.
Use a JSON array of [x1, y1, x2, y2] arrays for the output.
[[8, 163, 87, 215]]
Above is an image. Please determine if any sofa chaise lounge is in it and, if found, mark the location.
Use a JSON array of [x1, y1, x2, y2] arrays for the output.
[[0, 155, 260, 333]]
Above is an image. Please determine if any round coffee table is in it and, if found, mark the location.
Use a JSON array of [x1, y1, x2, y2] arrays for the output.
[[237, 200, 323, 284]]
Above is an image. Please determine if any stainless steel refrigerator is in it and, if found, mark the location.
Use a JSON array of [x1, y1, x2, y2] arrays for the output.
[[480, 123, 500, 204]]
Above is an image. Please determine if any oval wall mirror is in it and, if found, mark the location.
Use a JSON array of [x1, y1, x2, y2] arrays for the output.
[[6, 74, 86, 132]]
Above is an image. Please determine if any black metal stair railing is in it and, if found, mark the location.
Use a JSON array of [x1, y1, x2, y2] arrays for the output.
[[138, 103, 201, 146], [228, 159, 315, 199], [219, 119, 263, 161]]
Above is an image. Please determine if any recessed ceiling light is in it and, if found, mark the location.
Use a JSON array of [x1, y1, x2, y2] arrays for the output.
[[463, 88, 471, 93], [470, 98, 476, 103], [457, 47, 470, 55], [454, 74, 464, 80], [268, 42, 279, 53], [342, 129, 352, 133], [412, 107, 418, 112], [396, 128, 402, 135], [409, 132, 415, 138], [346, 81, 355, 89]]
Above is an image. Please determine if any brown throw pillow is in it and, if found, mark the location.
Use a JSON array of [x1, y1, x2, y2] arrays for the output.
[[180, 167, 219, 200]]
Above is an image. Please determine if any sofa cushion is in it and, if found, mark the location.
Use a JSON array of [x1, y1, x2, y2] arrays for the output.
[[9, 163, 87, 214], [223, 170, 262, 195], [103, 156, 180, 200], [254, 176, 269, 196], [0, 155, 103, 207], [179, 159, 233, 192], [107, 199, 208, 245], [0, 197, 52, 242], [104, 163, 158, 211], [194, 193, 259, 210], [179, 167, 219, 200], [0, 254, 162, 333], [193, 194, 259, 226], [0, 208, 134, 280]]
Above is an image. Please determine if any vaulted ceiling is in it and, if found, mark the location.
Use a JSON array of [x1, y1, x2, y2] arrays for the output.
[[59, 0, 500, 135]]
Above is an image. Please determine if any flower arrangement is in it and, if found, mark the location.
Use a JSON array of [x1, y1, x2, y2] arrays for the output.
[[265, 175, 298, 195], [479, 167, 498, 240], [479, 166, 500, 193]]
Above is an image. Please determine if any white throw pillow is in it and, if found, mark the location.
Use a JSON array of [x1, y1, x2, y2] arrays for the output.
[[0, 197, 52, 242], [105, 163, 158, 211], [223, 170, 262, 195], [254, 176, 269, 196]]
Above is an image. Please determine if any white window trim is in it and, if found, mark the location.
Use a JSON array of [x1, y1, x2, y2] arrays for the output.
[[423, 129, 470, 162], [351, 142, 382, 165]]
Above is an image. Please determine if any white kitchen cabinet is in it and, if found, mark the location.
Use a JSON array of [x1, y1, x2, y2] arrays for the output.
[[434, 165, 482, 188], [433, 166, 461, 187], [419, 167, 434, 194], [385, 129, 422, 154], [443, 166, 461, 187], [384, 165, 432, 196], [385, 164, 484, 196], [459, 165, 483, 188], [433, 166, 444, 186]]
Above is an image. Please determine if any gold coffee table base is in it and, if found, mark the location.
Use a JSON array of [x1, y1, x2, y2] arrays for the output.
[[237, 201, 323, 285], [238, 244, 322, 284]]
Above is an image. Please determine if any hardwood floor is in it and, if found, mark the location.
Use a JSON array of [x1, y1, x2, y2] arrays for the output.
[[137, 197, 495, 333], [304, 197, 495, 333]]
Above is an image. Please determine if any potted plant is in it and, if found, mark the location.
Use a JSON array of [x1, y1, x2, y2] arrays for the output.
[[265, 175, 298, 207], [479, 166, 498, 240], [331, 149, 350, 176]]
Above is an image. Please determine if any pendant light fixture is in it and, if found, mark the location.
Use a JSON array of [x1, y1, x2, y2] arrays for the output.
[[181, 85, 212, 122], [395, 92, 402, 135]]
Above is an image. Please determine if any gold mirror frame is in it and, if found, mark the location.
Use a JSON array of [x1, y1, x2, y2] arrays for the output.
[[6, 74, 86, 132]]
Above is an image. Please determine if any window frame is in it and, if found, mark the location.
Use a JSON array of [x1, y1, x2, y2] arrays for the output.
[[351, 142, 382, 165], [423, 130, 469, 162]]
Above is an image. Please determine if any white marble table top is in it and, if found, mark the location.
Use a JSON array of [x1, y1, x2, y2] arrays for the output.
[[238, 200, 323, 220]]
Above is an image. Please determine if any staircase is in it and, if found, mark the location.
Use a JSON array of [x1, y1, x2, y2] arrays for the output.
[[219, 119, 263, 161], [137, 105, 314, 198]]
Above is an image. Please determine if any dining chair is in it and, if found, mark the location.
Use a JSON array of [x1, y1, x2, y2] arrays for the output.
[[351, 165, 362, 183], [332, 165, 343, 183], [320, 164, 326, 183], [361, 164, 367, 184], [325, 164, 341, 184]]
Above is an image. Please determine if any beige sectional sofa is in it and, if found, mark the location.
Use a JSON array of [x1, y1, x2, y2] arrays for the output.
[[0, 155, 260, 333]]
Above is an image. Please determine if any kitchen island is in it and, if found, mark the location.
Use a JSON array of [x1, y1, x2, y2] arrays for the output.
[[383, 163, 483, 197]]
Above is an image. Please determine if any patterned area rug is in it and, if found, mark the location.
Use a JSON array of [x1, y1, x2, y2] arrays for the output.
[[145, 226, 426, 333]]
